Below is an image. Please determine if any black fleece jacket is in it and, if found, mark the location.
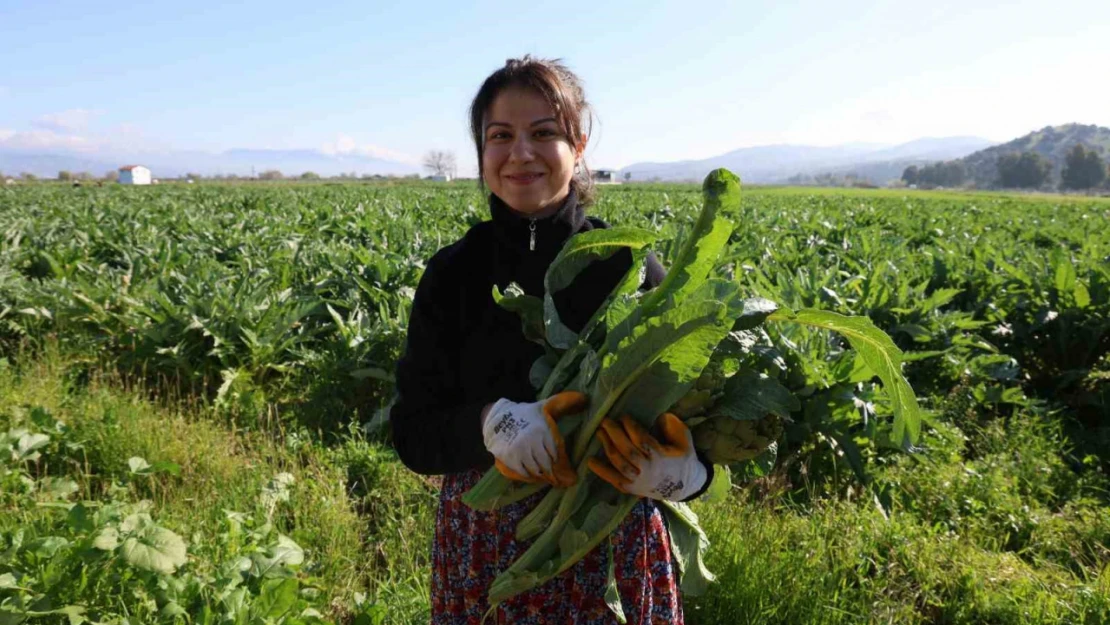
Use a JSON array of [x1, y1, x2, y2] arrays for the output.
[[389, 190, 714, 502]]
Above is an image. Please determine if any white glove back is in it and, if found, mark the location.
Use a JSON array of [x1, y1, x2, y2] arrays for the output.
[[481, 398, 556, 479]]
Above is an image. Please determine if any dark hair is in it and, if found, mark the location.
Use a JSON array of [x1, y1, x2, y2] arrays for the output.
[[469, 55, 596, 206]]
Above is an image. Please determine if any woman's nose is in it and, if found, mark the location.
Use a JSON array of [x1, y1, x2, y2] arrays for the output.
[[509, 136, 534, 162]]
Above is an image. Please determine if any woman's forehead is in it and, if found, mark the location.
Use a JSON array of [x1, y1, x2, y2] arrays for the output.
[[485, 87, 558, 126]]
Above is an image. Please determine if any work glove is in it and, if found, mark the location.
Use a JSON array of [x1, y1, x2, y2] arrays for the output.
[[587, 413, 708, 501], [481, 391, 588, 489]]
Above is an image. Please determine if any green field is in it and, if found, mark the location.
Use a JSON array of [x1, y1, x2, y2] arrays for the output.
[[1, 181, 1108, 624]]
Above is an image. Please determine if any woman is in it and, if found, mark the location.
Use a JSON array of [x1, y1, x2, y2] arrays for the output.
[[390, 56, 714, 625]]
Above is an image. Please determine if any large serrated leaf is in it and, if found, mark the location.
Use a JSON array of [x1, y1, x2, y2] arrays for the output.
[[768, 307, 922, 449]]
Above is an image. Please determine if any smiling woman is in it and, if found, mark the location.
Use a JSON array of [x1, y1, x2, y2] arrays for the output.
[[389, 55, 692, 625], [469, 56, 596, 216]]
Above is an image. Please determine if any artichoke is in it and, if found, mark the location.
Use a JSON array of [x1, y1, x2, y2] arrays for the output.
[[691, 414, 783, 465]]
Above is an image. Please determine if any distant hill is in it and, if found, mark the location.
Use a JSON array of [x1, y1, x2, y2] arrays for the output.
[[621, 137, 994, 184], [0, 147, 421, 179], [954, 124, 1110, 188]]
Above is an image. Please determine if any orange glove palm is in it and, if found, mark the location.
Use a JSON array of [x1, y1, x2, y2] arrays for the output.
[[587, 413, 708, 501]]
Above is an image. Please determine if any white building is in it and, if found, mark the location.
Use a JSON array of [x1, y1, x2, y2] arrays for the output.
[[118, 165, 152, 185], [592, 169, 620, 184]]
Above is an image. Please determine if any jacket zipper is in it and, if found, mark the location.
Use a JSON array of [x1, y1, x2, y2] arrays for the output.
[[528, 219, 537, 251]]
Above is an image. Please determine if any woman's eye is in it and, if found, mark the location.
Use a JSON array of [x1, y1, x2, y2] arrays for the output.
[[535, 129, 557, 138], [488, 131, 510, 141]]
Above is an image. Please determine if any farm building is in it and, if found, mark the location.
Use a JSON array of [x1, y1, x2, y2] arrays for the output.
[[118, 165, 152, 185], [592, 169, 620, 184]]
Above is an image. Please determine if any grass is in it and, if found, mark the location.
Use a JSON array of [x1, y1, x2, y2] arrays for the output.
[[2, 349, 1108, 624], [0, 349, 436, 623]]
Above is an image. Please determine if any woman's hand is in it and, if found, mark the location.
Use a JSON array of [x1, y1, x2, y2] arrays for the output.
[[481, 391, 587, 488], [587, 413, 708, 501]]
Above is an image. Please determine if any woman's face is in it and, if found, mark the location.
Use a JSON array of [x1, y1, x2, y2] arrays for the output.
[[482, 87, 583, 217]]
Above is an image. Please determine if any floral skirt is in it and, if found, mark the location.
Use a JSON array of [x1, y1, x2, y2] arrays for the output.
[[430, 469, 683, 625]]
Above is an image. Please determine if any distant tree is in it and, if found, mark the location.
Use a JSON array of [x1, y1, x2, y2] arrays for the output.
[[75, 171, 93, 181], [997, 152, 1052, 188], [258, 170, 284, 180], [57, 170, 73, 181], [1060, 144, 1107, 191], [21, 172, 37, 181], [103, 170, 119, 182], [911, 161, 966, 188], [185, 172, 203, 181], [300, 171, 320, 180], [423, 150, 457, 178], [623, 172, 632, 182]]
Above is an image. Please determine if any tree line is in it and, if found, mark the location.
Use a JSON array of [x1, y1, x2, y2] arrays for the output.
[[902, 144, 1108, 191]]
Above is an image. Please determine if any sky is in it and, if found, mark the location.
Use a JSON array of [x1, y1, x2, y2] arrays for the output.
[[2, 0, 1109, 173]]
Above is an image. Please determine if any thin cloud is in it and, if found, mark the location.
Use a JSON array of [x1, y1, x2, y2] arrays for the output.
[[32, 109, 103, 132], [320, 134, 417, 164], [0, 129, 99, 152]]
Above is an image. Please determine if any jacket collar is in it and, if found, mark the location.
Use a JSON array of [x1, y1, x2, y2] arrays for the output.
[[488, 189, 586, 255]]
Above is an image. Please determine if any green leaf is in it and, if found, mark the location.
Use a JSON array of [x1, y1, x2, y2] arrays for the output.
[[713, 370, 800, 421], [1074, 282, 1091, 308], [128, 456, 152, 474], [250, 534, 305, 577], [121, 525, 188, 575], [31, 536, 68, 558], [604, 539, 627, 624], [15, 432, 50, 462], [349, 367, 394, 382], [545, 227, 660, 295], [640, 169, 740, 315], [251, 578, 298, 621], [1054, 249, 1077, 295], [769, 307, 922, 450], [93, 528, 119, 551], [493, 283, 547, 346], [543, 227, 660, 348], [703, 464, 732, 502], [659, 501, 716, 596], [730, 297, 779, 332]]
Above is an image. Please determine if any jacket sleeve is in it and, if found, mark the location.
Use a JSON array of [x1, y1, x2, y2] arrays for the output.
[[389, 255, 494, 475]]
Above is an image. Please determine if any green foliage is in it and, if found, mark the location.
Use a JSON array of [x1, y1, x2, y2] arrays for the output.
[[1061, 144, 1107, 190], [1, 177, 1109, 623], [903, 161, 967, 188], [997, 151, 1054, 188]]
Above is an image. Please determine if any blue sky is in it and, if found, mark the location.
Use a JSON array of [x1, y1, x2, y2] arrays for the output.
[[2, 0, 1108, 172]]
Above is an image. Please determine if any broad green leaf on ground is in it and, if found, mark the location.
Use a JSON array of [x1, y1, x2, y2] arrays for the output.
[[121, 525, 188, 575]]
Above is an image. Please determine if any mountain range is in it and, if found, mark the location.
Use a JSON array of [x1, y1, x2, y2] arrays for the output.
[[619, 136, 996, 184], [953, 124, 1110, 188]]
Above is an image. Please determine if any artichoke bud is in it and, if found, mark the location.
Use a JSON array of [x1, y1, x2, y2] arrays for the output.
[[692, 413, 783, 465]]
